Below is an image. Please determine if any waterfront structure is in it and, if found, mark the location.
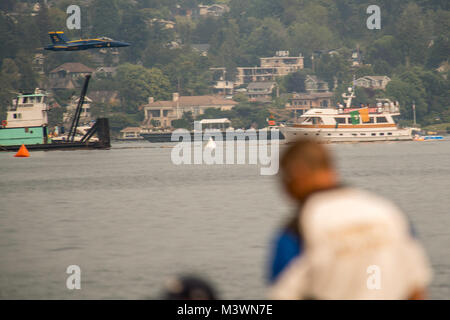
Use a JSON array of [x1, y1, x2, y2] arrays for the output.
[[235, 51, 304, 86], [119, 127, 143, 141], [142, 93, 238, 128]]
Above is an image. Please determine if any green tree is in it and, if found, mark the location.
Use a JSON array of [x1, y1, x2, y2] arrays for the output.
[[281, 70, 308, 93], [172, 111, 194, 129], [115, 63, 172, 113], [395, 3, 429, 67], [91, 0, 120, 38]]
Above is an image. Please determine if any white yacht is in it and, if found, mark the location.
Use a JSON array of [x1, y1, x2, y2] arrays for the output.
[[281, 88, 412, 143]]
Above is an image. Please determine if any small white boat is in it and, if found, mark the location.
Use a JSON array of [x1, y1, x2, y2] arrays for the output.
[[205, 137, 216, 149]]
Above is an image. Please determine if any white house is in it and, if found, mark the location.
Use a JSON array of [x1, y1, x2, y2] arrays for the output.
[[354, 76, 391, 90]]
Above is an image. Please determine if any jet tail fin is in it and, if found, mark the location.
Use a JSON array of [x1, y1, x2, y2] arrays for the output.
[[48, 31, 69, 44]]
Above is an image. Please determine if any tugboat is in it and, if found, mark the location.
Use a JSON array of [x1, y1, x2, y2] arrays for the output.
[[280, 87, 412, 143], [0, 88, 50, 147], [0, 75, 110, 151]]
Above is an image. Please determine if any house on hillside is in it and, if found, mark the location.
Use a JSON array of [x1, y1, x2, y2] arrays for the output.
[[48, 63, 94, 90], [142, 93, 238, 128], [32, 53, 45, 75], [63, 95, 93, 125], [351, 49, 363, 67], [287, 92, 334, 116], [213, 80, 234, 96], [197, 4, 230, 17], [89, 90, 120, 105], [94, 67, 117, 78], [354, 76, 391, 90], [305, 75, 329, 93], [192, 44, 210, 56], [246, 82, 276, 102]]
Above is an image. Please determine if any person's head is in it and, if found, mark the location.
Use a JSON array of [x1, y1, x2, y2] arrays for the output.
[[162, 275, 217, 300], [280, 139, 337, 202]]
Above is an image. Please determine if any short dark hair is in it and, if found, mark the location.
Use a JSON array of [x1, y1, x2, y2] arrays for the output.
[[280, 139, 333, 173]]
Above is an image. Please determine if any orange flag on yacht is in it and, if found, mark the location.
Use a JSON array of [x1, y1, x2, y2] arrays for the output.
[[359, 108, 370, 123]]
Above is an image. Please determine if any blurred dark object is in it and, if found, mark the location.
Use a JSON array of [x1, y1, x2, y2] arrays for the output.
[[162, 275, 218, 300]]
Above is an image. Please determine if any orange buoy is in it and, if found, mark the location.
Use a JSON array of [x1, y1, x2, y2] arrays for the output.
[[14, 144, 30, 157]]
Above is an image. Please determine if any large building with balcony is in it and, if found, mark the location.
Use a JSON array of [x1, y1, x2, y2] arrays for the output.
[[287, 92, 334, 116], [235, 51, 304, 86]]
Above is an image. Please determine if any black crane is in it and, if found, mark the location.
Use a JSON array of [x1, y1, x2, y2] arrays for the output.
[[67, 75, 91, 142]]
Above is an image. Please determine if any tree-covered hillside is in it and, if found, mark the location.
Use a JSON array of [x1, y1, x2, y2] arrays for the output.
[[0, 0, 448, 129]]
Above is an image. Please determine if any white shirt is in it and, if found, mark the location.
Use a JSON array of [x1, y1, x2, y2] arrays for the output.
[[269, 188, 432, 300]]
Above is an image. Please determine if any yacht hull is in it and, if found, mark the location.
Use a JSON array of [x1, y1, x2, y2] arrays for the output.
[[281, 126, 412, 143]]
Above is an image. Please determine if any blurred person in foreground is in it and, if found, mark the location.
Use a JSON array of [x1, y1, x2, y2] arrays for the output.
[[268, 139, 431, 299], [162, 275, 218, 300]]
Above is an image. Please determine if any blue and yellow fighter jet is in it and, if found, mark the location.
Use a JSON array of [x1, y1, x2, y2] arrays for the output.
[[44, 31, 130, 51]]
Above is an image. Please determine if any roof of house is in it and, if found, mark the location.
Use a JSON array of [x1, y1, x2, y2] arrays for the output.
[[291, 92, 334, 99], [305, 75, 327, 83], [199, 118, 230, 124], [50, 63, 95, 74], [144, 95, 238, 109], [89, 90, 119, 103], [95, 67, 117, 73], [71, 96, 93, 103], [192, 44, 210, 52], [247, 82, 276, 91], [357, 75, 391, 81]]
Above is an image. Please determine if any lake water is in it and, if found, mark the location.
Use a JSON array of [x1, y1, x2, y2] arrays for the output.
[[0, 139, 449, 299]]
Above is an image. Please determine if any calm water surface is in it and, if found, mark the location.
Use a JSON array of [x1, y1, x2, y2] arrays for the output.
[[0, 140, 449, 299]]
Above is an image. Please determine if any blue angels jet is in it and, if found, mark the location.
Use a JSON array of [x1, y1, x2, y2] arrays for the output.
[[44, 31, 130, 51]]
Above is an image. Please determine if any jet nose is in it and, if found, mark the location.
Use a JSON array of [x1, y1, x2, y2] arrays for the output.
[[115, 41, 130, 47]]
